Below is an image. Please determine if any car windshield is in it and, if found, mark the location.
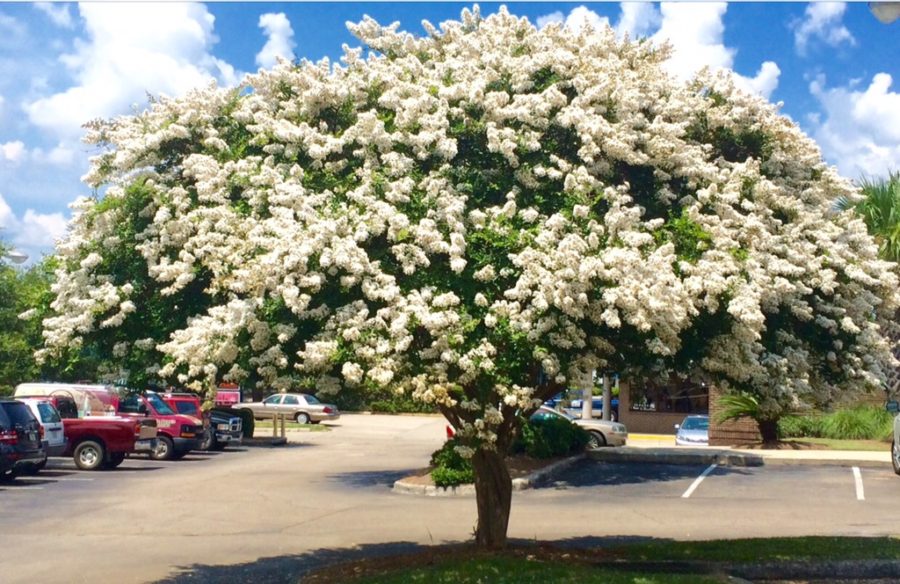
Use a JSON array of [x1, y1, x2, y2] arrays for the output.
[[174, 402, 199, 416], [682, 417, 709, 430], [145, 393, 175, 415]]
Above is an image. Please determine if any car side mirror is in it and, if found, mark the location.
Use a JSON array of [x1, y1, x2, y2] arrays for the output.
[[674, 424, 680, 430], [886, 400, 899, 414]]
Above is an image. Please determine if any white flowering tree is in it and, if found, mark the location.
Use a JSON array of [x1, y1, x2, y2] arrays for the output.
[[39, 8, 898, 547]]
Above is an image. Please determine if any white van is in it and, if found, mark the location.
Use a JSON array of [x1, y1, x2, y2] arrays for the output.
[[16, 397, 67, 473]]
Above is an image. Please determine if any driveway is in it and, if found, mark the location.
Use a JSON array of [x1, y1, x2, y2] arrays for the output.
[[1, 414, 898, 583]]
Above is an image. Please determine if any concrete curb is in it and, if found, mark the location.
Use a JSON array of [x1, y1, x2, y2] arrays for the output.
[[751, 456, 889, 469], [587, 446, 764, 467], [392, 454, 586, 497]]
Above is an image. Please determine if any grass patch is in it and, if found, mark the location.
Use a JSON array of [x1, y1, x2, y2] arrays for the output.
[[784, 437, 890, 451], [306, 537, 900, 583], [342, 555, 724, 584], [610, 536, 900, 563]]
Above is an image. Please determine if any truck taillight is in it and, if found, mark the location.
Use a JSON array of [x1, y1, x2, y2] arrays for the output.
[[0, 429, 17, 445], [39, 426, 45, 439], [134, 422, 143, 435]]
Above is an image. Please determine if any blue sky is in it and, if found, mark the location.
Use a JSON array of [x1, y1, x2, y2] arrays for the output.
[[0, 2, 898, 261]]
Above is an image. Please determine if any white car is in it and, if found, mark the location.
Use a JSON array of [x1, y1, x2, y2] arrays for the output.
[[17, 397, 67, 472], [892, 405, 900, 476]]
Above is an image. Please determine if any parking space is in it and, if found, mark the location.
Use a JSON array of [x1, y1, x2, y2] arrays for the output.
[[548, 460, 900, 507]]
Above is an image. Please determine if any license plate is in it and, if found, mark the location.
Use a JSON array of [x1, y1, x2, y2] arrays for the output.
[[27, 431, 37, 442]]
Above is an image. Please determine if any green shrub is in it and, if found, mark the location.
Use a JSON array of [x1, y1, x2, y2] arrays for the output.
[[820, 406, 893, 441], [512, 416, 589, 459], [778, 415, 824, 439], [331, 385, 436, 414], [430, 438, 474, 487]]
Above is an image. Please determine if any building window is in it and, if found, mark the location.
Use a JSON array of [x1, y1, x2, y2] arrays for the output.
[[629, 378, 709, 414]]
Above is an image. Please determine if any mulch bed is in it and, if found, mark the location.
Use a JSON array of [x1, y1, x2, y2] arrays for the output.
[[398, 454, 570, 487]]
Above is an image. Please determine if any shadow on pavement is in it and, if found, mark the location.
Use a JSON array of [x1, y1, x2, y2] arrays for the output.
[[153, 536, 674, 584], [328, 468, 419, 489], [549, 460, 752, 488], [154, 541, 427, 584]]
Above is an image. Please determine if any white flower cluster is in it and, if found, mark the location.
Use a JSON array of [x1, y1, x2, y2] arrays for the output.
[[41, 7, 898, 436]]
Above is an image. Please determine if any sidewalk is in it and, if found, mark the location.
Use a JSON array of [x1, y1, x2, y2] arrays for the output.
[[611, 433, 892, 467]]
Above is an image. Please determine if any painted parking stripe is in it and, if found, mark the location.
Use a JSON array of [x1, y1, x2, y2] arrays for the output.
[[852, 466, 865, 501], [20, 477, 94, 482], [1, 486, 44, 490], [682, 464, 718, 498]]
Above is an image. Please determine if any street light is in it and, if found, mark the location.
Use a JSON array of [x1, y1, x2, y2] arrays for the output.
[[870, 2, 900, 23], [3, 249, 28, 264]]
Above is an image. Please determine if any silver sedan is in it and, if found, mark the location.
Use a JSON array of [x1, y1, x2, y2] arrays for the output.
[[240, 393, 340, 424], [532, 406, 628, 448]]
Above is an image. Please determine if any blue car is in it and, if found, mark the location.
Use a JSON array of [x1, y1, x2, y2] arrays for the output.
[[675, 415, 709, 446]]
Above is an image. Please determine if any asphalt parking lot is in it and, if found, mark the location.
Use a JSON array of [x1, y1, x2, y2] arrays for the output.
[[2, 415, 899, 584]]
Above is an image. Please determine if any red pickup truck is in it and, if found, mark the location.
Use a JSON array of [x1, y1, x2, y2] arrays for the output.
[[62, 416, 157, 470]]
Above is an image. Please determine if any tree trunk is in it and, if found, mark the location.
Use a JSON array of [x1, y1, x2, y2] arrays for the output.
[[470, 447, 512, 549], [757, 419, 779, 445]]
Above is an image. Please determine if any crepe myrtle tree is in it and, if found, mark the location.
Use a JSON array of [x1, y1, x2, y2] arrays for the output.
[[37, 8, 898, 547]]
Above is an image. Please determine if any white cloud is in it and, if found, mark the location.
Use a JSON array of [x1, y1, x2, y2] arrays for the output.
[[0, 193, 68, 260], [616, 3, 661, 39], [35, 2, 74, 29], [652, 3, 733, 79], [25, 3, 241, 140], [808, 73, 900, 179], [1, 141, 26, 164], [535, 6, 609, 32], [536, 11, 564, 29], [733, 61, 782, 101], [32, 144, 76, 166], [792, 3, 855, 56], [562, 6, 610, 33], [256, 13, 296, 69]]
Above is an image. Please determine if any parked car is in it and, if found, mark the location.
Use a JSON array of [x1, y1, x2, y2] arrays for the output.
[[116, 390, 204, 460], [531, 405, 628, 448], [160, 392, 243, 451], [675, 414, 710, 446], [889, 401, 900, 476], [239, 393, 340, 424], [61, 416, 158, 470], [565, 397, 620, 421], [0, 399, 46, 481], [17, 397, 67, 473]]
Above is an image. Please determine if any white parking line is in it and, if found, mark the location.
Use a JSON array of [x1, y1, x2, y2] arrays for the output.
[[1, 486, 44, 490], [852, 466, 865, 501], [682, 464, 718, 498]]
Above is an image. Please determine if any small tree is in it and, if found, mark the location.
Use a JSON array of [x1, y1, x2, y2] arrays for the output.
[[38, 8, 898, 547]]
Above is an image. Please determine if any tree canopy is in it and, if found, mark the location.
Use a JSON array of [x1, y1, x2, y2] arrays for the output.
[[36, 7, 899, 546]]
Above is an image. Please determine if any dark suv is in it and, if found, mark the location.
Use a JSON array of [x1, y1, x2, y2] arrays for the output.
[[0, 399, 46, 481]]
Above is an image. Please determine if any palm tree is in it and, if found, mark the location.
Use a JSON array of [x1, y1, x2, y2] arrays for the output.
[[836, 172, 900, 397], [835, 172, 900, 262]]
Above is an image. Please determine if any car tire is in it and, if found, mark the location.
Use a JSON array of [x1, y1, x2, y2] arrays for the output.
[[892, 439, 900, 476], [200, 429, 214, 451], [151, 436, 175, 461], [588, 431, 607, 448], [295, 412, 311, 424], [103, 453, 126, 470], [74, 440, 105, 471], [21, 459, 47, 475]]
